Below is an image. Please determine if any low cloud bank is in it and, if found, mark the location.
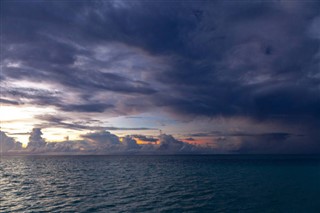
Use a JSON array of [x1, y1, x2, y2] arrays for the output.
[[2, 128, 209, 155], [4, 128, 316, 155]]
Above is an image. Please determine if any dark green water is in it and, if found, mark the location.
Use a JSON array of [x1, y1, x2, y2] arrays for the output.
[[1, 155, 320, 212]]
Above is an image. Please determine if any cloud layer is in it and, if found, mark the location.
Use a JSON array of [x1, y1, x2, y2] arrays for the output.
[[1, 1, 320, 153], [16, 129, 206, 155], [2, 1, 319, 118]]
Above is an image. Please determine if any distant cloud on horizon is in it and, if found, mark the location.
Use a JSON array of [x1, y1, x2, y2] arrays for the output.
[[0, 131, 23, 153], [1, 128, 211, 155], [2, 128, 318, 155]]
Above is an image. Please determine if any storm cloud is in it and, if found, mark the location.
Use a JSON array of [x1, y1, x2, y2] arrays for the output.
[[1, 1, 320, 153]]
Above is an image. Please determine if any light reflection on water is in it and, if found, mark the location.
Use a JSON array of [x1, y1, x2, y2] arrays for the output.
[[1, 155, 320, 212]]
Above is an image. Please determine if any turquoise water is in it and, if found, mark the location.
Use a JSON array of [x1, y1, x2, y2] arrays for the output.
[[1, 155, 320, 212]]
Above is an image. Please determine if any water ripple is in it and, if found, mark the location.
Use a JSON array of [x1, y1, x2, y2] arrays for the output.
[[1, 155, 320, 212]]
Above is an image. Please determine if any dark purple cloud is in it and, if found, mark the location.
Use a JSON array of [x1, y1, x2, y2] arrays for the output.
[[0, 98, 21, 105], [35, 114, 157, 131], [1, 1, 320, 153]]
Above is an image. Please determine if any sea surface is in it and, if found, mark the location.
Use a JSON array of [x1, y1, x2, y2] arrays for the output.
[[1, 155, 320, 212]]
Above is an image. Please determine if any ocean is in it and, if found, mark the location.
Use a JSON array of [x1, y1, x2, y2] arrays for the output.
[[1, 155, 320, 212]]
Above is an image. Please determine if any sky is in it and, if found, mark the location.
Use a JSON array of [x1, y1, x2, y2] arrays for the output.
[[1, 0, 320, 154]]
